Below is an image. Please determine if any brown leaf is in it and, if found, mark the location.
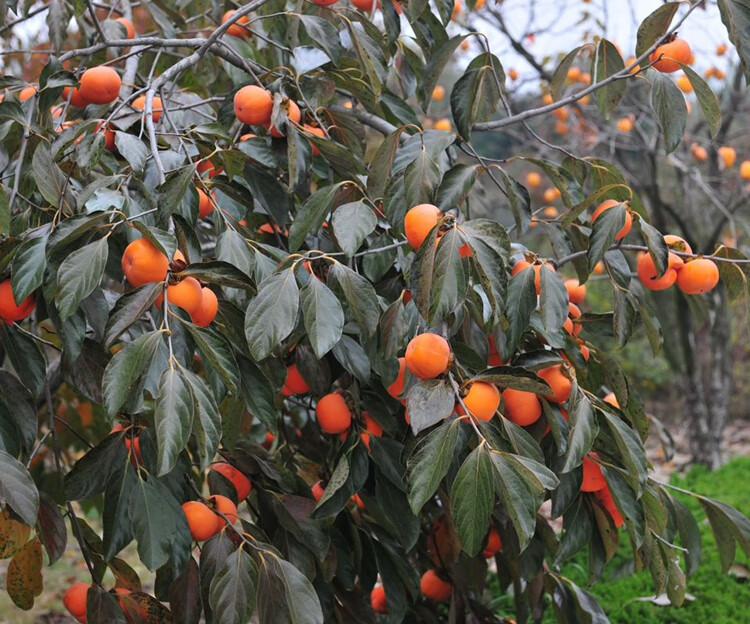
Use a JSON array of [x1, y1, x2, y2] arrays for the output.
[[0, 508, 31, 559], [6, 537, 43, 610]]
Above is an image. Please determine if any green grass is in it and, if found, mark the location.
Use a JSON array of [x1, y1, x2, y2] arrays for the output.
[[493, 456, 750, 623]]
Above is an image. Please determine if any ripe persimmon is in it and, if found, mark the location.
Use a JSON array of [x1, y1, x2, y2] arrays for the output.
[[303, 124, 325, 155], [526, 171, 542, 188], [543, 187, 561, 203], [209, 494, 238, 524], [676, 258, 720, 295], [537, 365, 572, 404], [664, 234, 692, 254], [281, 364, 310, 396], [190, 287, 218, 327], [488, 335, 503, 366], [110, 424, 142, 466], [564, 278, 586, 303], [386, 358, 407, 399], [62, 86, 88, 107], [313, 0, 338, 4], [404, 204, 442, 249], [311, 480, 326, 502], [0, 280, 35, 322], [18, 85, 37, 101], [482, 527, 502, 558], [580, 454, 606, 492], [182, 501, 221, 541], [433, 85, 445, 102], [115, 16, 135, 38], [592, 199, 632, 240], [508, 68, 519, 81], [603, 392, 619, 408], [636, 251, 684, 291], [741, 160, 750, 180], [371, 585, 388, 613], [95, 121, 116, 151], [594, 485, 624, 527], [511, 259, 554, 295], [405, 333, 451, 379], [501, 388, 542, 426], [316, 392, 352, 434], [221, 10, 250, 37], [459, 381, 500, 422], [616, 116, 634, 133], [360, 412, 383, 449], [132, 95, 162, 122], [211, 462, 252, 500], [197, 187, 216, 218], [718, 146, 737, 168], [649, 37, 692, 73], [677, 74, 692, 93], [420, 570, 452, 602], [262, 431, 275, 449], [267, 99, 301, 137], [166, 277, 202, 314], [63, 582, 90, 623], [691, 143, 708, 161], [434, 118, 452, 131], [234, 85, 273, 126], [78, 66, 121, 104]]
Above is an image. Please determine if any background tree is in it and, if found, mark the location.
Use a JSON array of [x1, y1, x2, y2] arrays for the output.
[[0, 1, 749, 624]]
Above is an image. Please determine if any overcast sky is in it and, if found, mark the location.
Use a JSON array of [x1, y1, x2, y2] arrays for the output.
[[478, 0, 732, 76]]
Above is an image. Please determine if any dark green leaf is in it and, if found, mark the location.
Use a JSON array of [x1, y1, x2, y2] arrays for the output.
[[331, 201, 377, 257], [301, 278, 344, 359], [0, 450, 39, 526], [406, 379, 455, 435], [104, 283, 162, 348], [450, 445, 495, 556], [635, 3, 680, 56], [327, 262, 380, 336], [56, 238, 109, 319], [209, 547, 257, 624], [155, 366, 195, 476], [650, 73, 687, 154], [406, 419, 460, 514], [10, 234, 47, 303], [244, 269, 299, 360]]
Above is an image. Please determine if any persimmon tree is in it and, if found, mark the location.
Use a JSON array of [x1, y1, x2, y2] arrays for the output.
[[478, 0, 750, 469], [1, 1, 750, 623]]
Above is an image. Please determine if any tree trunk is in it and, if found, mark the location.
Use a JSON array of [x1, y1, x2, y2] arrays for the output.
[[681, 288, 731, 469]]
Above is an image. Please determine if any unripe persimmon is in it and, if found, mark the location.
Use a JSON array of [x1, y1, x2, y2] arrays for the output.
[[281, 364, 310, 396], [182, 501, 221, 541], [166, 277, 203, 315], [190, 287, 218, 327], [564, 278, 586, 303], [459, 381, 500, 422], [63, 582, 90, 622], [537, 365, 572, 404], [78, 66, 121, 104], [234, 85, 273, 126], [221, 10, 250, 37], [0, 280, 35, 322], [592, 199, 632, 241], [420, 570, 452, 602], [482, 527, 502, 558], [132, 95, 163, 122], [405, 333, 451, 379], [676, 258, 720, 295], [581, 455, 606, 492], [636, 251, 683, 291], [209, 494, 238, 524], [386, 357, 407, 399], [211, 462, 252, 500], [649, 37, 692, 73], [404, 204, 442, 250], [316, 392, 352, 434], [502, 388, 542, 426], [371, 585, 388, 613]]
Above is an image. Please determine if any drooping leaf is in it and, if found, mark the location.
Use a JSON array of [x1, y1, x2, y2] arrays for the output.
[[0, 450, 39, 526], [56, 237, 109, 319], [450, 445, 495, 556], [301, 277, 345, 359], [244, 269, 299, 360], [209, 547, 257, 624], [650, 73, 687, 154], [407, 419, 461, 514], [154, 366, 195, 477]]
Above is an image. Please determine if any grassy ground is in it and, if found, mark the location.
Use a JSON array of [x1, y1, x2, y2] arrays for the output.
[[494, 456, 750, 623]]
